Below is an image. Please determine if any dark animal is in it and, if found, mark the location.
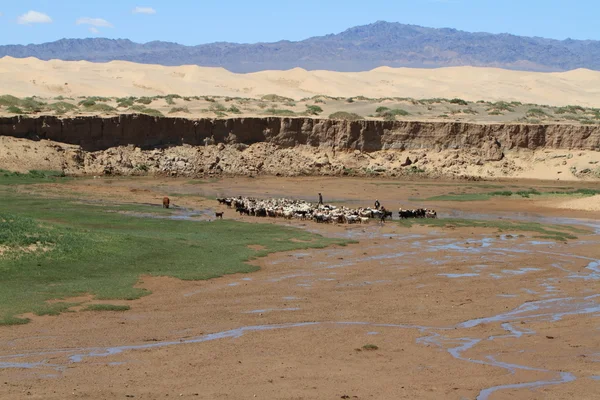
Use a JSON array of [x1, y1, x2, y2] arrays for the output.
[[215, 212, 224, 219], [380, 210, 392, 222], [162, 197, 170, 209]]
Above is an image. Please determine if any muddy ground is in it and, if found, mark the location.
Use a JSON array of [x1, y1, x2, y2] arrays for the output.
[[0, 176, 599, 399]]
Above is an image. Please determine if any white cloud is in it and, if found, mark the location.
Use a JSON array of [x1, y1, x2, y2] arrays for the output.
[[89, 27, 100, 34], [76, 17, 113, 28], [17, 11, 53, 25], [133, 7, 156, 15]]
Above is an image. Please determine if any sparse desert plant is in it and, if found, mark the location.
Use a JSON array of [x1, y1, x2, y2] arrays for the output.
[[284, 101, 296, 107], [375, 106, 390, 113], [377, 108, 410, 120], [21, 97, 46, 112], [169, 106, 190, 114], [79, 99, 97, 107], [85, 103, 116, 113], [203, 96, 216, 102], [48, 101, 78, 115], [209, 103, 227, 112], [362, 344, 379, 351], [227, 105, 241, 114], [83, 304, 130, 312], [261, 94, 294, 102], [450, 98, 468, 106], [257, 102, 268, 109], [265, 108, 296, 116], [346, 97, 355, 103], [328, 111, 363, 120], [140, 108, 164, 117], [6, 106, 24, 114], [527, 108, 549, 117], [462, 108, 479, 114], [314, 98, 325, 104], [136, 97, 153, 105], [487, 101, 515, 112], [117, 97, 135, 108], [488, 110, 503, 116], [0, 95, 22, 107], [305, 105, 323, 115]]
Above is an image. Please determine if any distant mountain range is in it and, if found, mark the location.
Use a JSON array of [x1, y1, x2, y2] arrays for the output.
[[2, 21, 600, 73]]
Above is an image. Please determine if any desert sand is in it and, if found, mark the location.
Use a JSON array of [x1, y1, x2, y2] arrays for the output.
[[2, 56, 600, 107]]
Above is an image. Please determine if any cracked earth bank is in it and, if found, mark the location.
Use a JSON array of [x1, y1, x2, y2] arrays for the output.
[[1, 178, 600, 399]]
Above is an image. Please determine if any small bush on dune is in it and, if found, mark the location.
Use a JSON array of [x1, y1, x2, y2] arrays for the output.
[[329, 111, 363, 121], [6, 106, 24, 114], [228, 105, 241, 114], [261, 94, 294, 102], [169, 106, 190, 114], [265, 108, 296, 116], [85, 103, 116, 113], [0, 95, 22, 107], [79, 99, 97, 107], [375, 106, 390, 113], [117, 97, 136, 108], [209, 103, 227, 112], [449, 98, 468, 106], [48, 101, 78, 115], [136, 97, 153, 105], [305, 105, 323, 115]]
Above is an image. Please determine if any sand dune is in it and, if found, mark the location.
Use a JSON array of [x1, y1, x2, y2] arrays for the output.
[[2, 56, 600, 106]]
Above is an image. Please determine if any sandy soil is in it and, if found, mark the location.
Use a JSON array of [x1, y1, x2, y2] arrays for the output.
[[2, 57, 600, 122], [0, 177, 599, 399]]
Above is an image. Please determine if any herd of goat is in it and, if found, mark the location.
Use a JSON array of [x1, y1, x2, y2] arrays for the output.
[[216, 196, 437, 224]]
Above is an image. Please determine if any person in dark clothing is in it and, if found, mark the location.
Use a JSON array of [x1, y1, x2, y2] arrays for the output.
[[374, 199, 381, 209], [318, 193, 323, 205]]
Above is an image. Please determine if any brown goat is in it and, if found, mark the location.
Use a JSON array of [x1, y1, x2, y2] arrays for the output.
[[162, 197, 170, 209]]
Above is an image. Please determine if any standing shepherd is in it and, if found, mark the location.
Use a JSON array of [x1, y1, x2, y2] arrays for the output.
[[374, 199, 381, 209], [318, 193, 323, 206]]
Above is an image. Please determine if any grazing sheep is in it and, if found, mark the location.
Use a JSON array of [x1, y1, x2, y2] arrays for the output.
[[162, 197, 170, 209]]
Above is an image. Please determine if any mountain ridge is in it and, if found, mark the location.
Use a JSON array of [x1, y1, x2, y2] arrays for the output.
[[2, 21, 600, 73]]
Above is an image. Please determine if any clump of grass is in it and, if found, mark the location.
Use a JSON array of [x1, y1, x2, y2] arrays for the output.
[[139, 108, 164, 117], [0, 95, 22, 107], [449, 98, 468, 106], [487, 101, 515, 113], [228, 105, 242, 114], [209, 103, 227, 112], [169, 106, 190, 114], [265, 108, 296, 116], [329, 111, 363, 120], [136, 97, 153, 105], [555, 105, 585, 114], [0, 169, 66, 185], [462, 108, 479, 114], [85, 103, 116, 113], [34, 302, 79, 316], [79, 99, 97, 107], [48, 101, 78, 115], [305, 105, 323, 115], [83, 304, 130, 312], [117, 97, 136, 108], [261, 94, 294, 102], [377, 108, 410, 120], [527, 108, 550, 118], [6, 106, 24, 114], [362, 344, 379, 351]]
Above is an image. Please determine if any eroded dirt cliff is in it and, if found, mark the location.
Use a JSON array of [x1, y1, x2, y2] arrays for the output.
[[1, 115, 599, 180]]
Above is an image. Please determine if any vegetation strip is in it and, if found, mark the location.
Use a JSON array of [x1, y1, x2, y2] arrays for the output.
[[0, 192, 349, 325]]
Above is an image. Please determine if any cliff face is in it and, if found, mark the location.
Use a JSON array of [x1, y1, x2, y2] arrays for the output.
[[1, 115, 599, 152]]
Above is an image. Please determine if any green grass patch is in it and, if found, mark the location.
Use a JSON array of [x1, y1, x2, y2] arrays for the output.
[[169, 106, 190, 114], [83, 304, 130, 312], [34, 302, 79, 316], [0, 169, 67, 185], [362, 344, 379, 351], [0, 192, 349, 324]]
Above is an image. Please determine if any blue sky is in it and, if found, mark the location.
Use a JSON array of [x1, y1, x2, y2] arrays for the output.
[[0, 0, 598, 45]]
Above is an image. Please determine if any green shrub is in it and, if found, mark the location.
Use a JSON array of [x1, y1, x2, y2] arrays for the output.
[[328, 111, 363, 120], [85, 103, 116, 113], [209, 103, 227, 112], [140, 108, 164, 117], [346, 98, 355, 103], [462, 108, 479, 114], [265, 108, 296, 116], [136, 97, 153, 105], [527, 108, 549, 117], [449, 98, 468, 106], [0, 95, 22, 107], [257, 102, 267, 109], [21, 97, 46, 112], [79, 99, 97, 107], [48, 101, 78, 114], [261, 94, 294, 102], [117, 97, 135, 108], [228, 105, 241, 114], [375, 106, 390, 113], [305, 105, 323, 115], [6, 106, 24, 114], [169, 106, 190, 114]]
